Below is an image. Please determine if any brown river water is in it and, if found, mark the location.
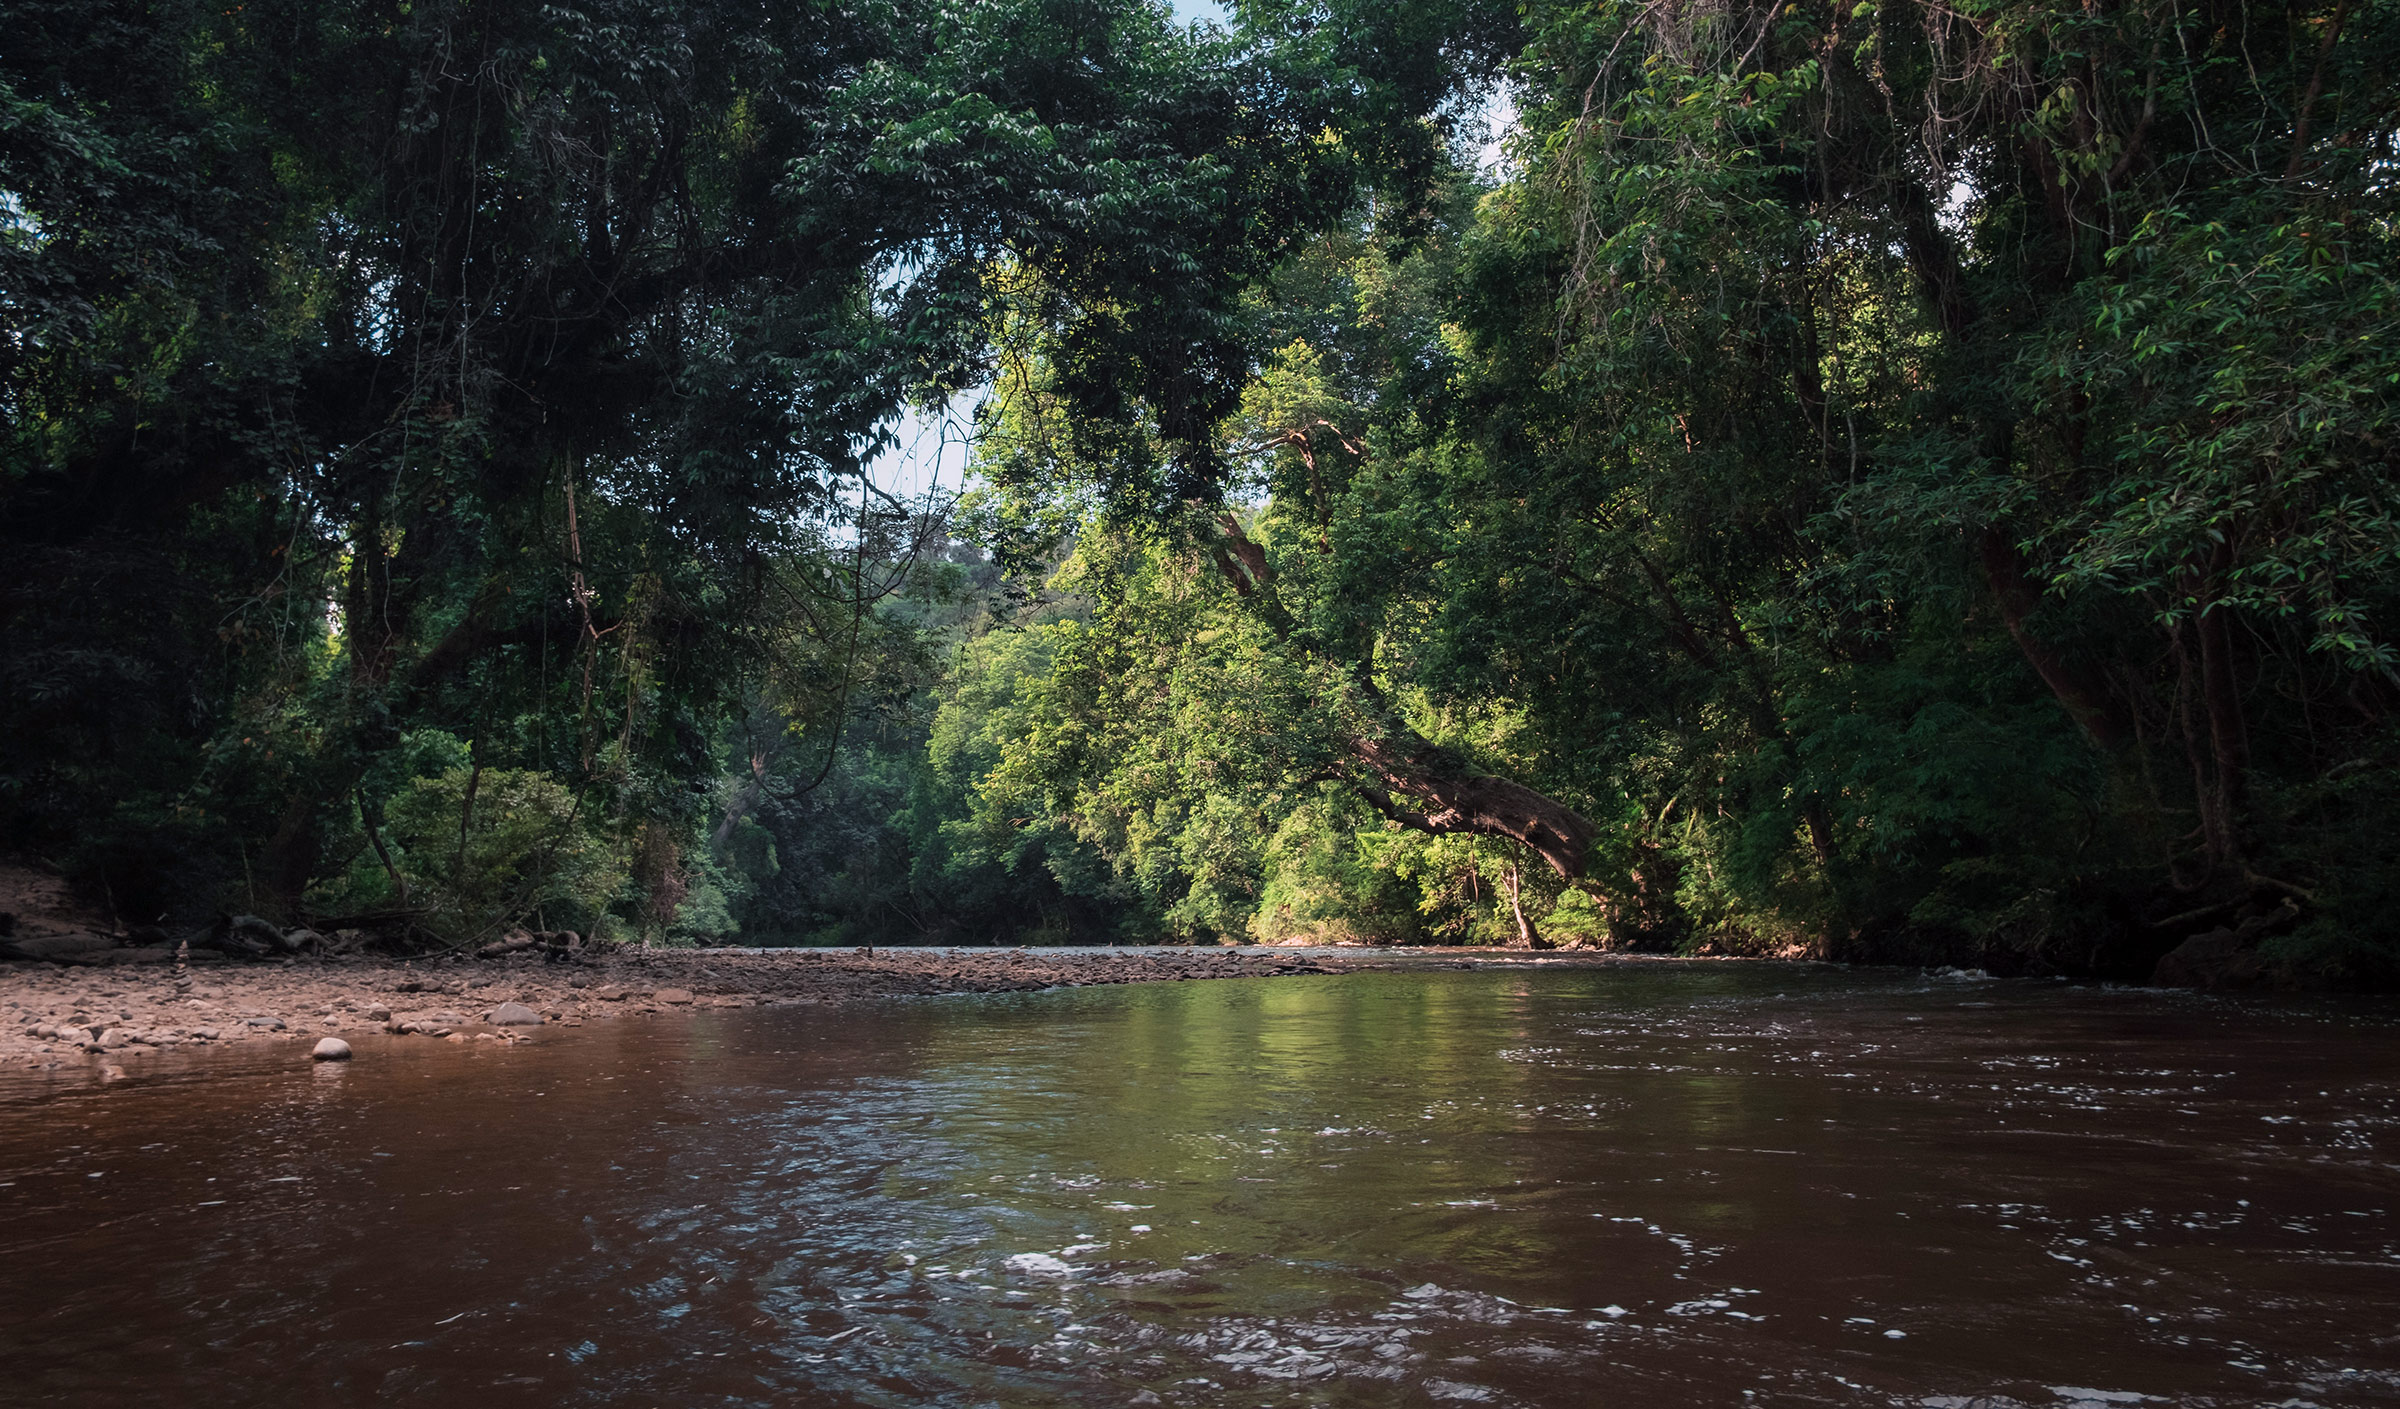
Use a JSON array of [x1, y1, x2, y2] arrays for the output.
[[2, 964, 2397, 1407]]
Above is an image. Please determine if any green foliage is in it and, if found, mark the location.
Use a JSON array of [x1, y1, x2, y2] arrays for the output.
[[372, 767, 629, 946], [901, 0, 2400, 982], [0, 0, 1434, 942], [10, 0, 2399, 987], [2038, 215, 2400, 665]]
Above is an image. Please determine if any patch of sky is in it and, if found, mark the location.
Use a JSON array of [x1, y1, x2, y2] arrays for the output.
[[1459, 85, 1518, 179], [1167, 0, 1230, 28], [0, 189, 43, 249], [861, 387, 982, 504]]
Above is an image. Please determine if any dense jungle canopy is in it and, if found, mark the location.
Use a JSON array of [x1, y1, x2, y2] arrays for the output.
[[4, 0, 2397, 982]]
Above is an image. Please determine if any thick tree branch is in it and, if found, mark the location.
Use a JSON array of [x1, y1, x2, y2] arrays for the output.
[[1349, 734, 1597, 878]]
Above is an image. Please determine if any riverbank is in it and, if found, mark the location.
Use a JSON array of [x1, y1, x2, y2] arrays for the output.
[[0, 944, 1695, 1073], [0, 947, 1289, 1071]]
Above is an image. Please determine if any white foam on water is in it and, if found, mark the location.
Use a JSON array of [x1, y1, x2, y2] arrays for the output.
[[1002, 1252, 1075, 1278]]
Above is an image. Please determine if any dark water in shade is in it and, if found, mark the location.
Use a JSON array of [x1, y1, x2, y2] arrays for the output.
[[3, 967, 2400, 1408]]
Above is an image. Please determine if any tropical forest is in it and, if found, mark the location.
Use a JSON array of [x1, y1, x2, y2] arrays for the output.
[[10, 3, 2400, 1405], [5, 0, 2397, 984]]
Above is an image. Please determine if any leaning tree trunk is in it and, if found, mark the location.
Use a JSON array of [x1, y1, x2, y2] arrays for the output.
[[1203, 512, 1600, 880], [1348, 732, 1597, 879]]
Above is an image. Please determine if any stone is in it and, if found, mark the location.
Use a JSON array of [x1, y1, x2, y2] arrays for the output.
[[653, 988, 694, 1005], [591, 986, 630, 1002], [244, 1014, 287, 1030], [2153, 900, 2299, 990], [363, 1003, 390, 1020], [2153, 927, 2271, 989], [97, 1028, 130, 1049], [312, 1037, 352, 1061], [486, 1001, 543, 1026]]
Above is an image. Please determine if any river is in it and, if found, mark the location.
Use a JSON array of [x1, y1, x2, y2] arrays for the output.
[[2, 964, 2396, 1406]]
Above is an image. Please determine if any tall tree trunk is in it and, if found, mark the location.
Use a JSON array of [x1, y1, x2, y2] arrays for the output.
[[2171, 624, 2234, 871], [1979, 528, 2126, 747], [1504, 862, 1553, 949], [258, 785, 324, 920], [1802, 796, 1836, 866], [456, 754, 484, 879], [2179, 549, 2249, 869], [2197, 606, 2248, 818], [358, 787, 411, 907], [1884, 148, 2127, 754], [2193, 570, 2248, 813]]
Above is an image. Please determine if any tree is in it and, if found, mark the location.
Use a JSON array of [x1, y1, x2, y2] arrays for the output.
[[0, 0, 1450, 936]]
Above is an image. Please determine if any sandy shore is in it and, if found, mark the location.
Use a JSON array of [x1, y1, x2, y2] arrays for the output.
[[0, 941, 1695, 1075], [0, 946, 1366, 1071]]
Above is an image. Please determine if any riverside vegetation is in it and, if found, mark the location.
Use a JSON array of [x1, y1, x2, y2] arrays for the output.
[[3, 0, 2397, 985]]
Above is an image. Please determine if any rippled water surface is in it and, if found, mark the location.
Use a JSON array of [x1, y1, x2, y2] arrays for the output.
[[4, 965, 2400, 1406]]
